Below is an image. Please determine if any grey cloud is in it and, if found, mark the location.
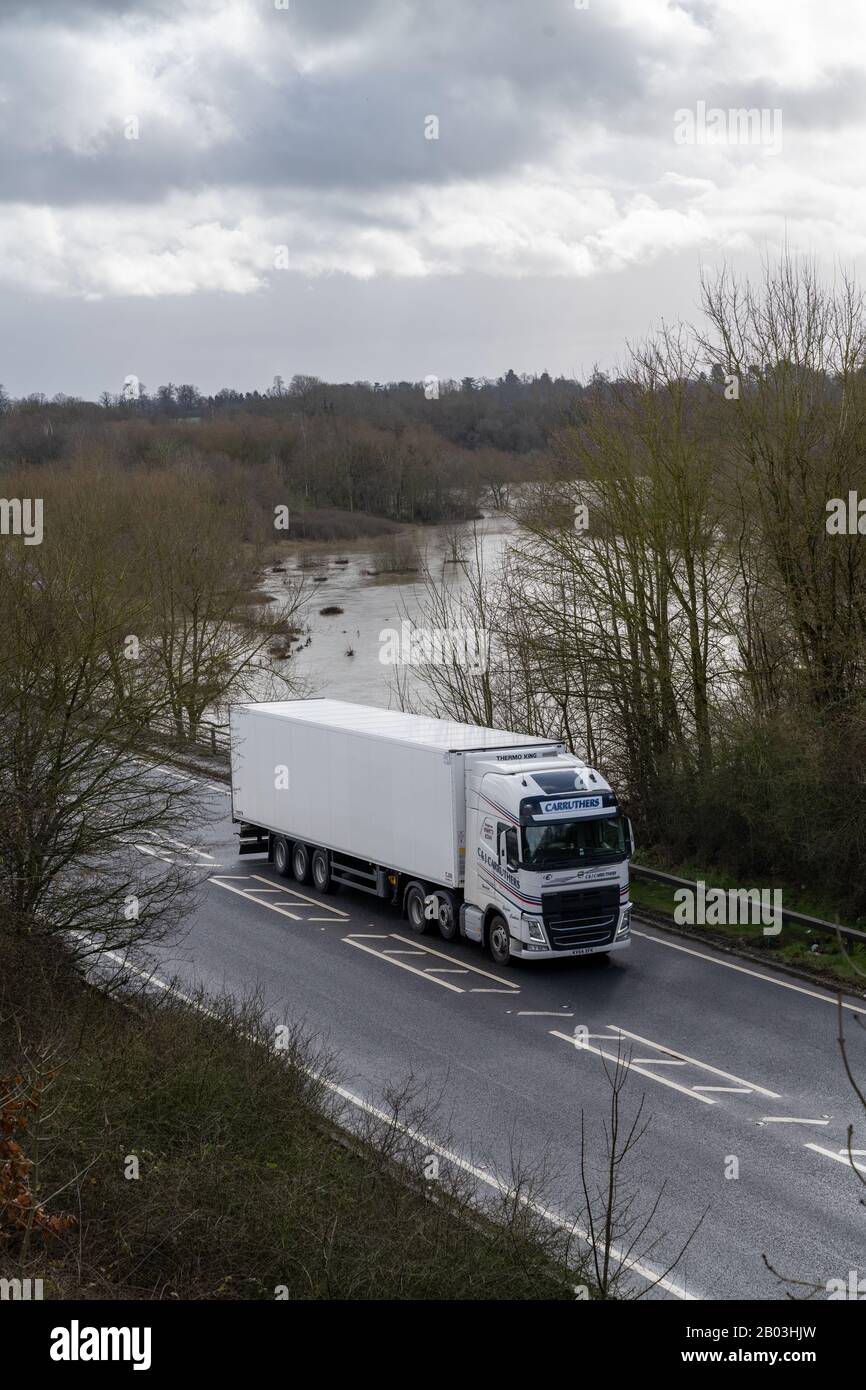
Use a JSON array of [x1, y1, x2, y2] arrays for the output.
[[0, 0, 656, 204]]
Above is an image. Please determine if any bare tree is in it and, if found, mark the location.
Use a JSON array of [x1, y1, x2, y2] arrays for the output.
[[0, 480, 199, 963]]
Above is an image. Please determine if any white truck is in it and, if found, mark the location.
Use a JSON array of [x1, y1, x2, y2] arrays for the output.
[[230, 699, 633, 965]]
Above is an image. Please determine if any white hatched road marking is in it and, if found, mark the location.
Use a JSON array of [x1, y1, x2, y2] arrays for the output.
[[551, 1030, 715, 1105], [209, 873, 348, 923], [388, 933, 519, 989], [610, 1024, 781, 1098], [806, 1144, 866, 1176], [131, 758, 230, 797], [247, 872, 349, 917], [550, 1023, 781, 1106], [132, 842, 173, 864], [126, 831, 220, 867], [344, 937, 465, 991], [343, 931, 520, 994]]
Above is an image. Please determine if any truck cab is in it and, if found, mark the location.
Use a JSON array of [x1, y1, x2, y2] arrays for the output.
[[460, 749, 632, 963]]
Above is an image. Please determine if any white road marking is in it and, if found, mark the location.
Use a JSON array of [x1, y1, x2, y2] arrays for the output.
[[344, 937, 465, 992], [806, 1144, 866, 1176], [517, 1011, 575, 1017], [83, 943, 697, 1300], [632, 1058, 687, 1066], [550, 1030, 716, 1105], [247, 872, 349, 918], [132, 843, 174, 864], [388, 933, 519, 990], [211, 871, 350, 923], [759, 1117, 830, 1125], [209, 877, 301, 921], [157, 836, 216, 860], [633, 926, 866, 1016], [127, 830, 220, 867], [609, 1024, 782, 1099], [693, 1086, 752, 1094], [343, 933, 521, 993]]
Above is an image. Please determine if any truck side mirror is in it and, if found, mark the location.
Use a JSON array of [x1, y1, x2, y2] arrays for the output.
[[625, 818, 635, 857]]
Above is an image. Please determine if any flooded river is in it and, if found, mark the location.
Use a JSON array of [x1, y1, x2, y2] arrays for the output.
[[259, 514, 515, 707]]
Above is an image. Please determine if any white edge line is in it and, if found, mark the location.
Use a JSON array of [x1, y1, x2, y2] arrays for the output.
[[632, 926, 866, 1016]]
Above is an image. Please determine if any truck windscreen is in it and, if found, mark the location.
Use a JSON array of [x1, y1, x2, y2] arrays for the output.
[[522, 814, 626, 868]]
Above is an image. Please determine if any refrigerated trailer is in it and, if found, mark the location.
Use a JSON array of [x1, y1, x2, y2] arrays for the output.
[[230, 699, 632, 965]]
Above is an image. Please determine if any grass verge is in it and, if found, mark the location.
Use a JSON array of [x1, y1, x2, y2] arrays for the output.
[[0, 933, 583, 1301], [631, 858, 866, 994]]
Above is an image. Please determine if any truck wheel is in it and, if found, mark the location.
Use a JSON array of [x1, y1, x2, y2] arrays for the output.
[[292, 842, 312, 884], [273, 835, 291, 878], [487, 915, 512, 966], [404, 882, 429, 935], [437, 890, 460, 941], [311, 848, 333, 893]]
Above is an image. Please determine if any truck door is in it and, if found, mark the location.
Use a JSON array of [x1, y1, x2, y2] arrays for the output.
[[498, 825, 519, 874]]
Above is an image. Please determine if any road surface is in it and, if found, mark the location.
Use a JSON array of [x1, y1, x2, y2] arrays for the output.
[[134, 770, 866, 1300]]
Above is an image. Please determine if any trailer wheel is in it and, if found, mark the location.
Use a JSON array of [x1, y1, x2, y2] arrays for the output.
[[273, 835, 291, 878], [404, 882, 430, 935], [292, 842, 312, 884], [487, 914, 512, 966], [436, 890, 460, 941], [311, 848, 333, 893]]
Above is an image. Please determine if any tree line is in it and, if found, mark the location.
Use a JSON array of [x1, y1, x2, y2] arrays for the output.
[[401, 259, 866, 915], [0, 389, 546, 526]]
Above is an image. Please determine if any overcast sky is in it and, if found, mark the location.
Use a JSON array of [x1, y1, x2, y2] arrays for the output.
[[2, 0, 864, 397]]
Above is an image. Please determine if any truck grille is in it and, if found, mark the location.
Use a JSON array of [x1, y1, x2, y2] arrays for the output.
[[541, 885, 619, 951]]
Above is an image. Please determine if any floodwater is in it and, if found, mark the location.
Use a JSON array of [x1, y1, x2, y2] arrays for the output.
[[258, 514, 515, 708]]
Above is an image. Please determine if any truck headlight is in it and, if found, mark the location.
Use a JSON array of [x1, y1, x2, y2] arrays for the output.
[[616, 907, 631, 937], [522, 915, 547, 945]]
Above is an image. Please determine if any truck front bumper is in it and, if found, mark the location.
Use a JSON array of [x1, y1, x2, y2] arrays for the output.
[[511, 906, 632, 961], [510, 935, 631, 961]]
